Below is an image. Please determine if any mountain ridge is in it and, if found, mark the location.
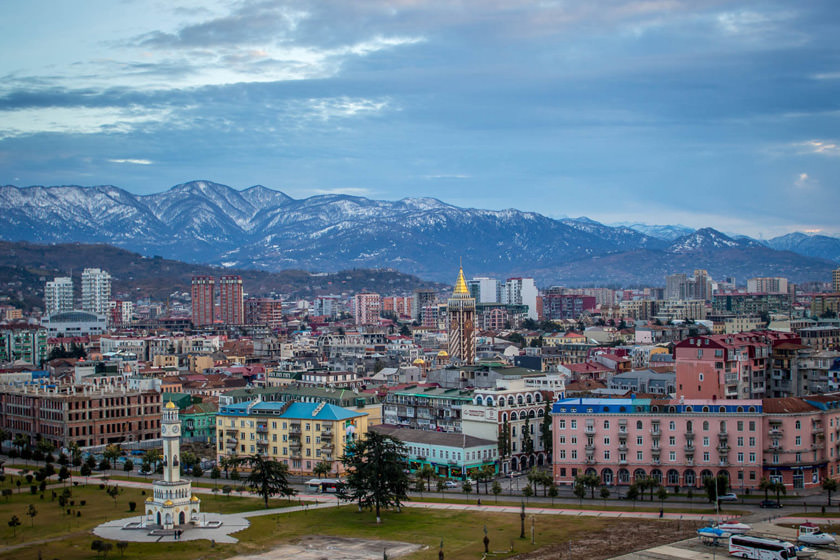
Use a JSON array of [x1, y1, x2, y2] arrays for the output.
[[0, 180, 836, 284]]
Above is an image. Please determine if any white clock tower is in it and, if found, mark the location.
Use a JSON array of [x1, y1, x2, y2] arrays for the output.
[[145, 401, 200, 529]]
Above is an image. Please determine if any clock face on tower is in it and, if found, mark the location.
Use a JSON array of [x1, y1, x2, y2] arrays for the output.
[[161, 424, 167, 436], [172, 425, 180, 435]]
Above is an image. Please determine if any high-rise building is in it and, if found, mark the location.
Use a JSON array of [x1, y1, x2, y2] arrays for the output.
[[108, 300, 134, 328], [448, 266, 476, 364], [747, 277, 788, 294], [191, 276, 216, 326], [81, 268, 111, 314], [218, 275, 244, 325], [353, 293, 381, 325], [502, 277, 538, 320], [44, 276, 74, 315], [834, 268, 840, 293], [412, 289, 437, 322], [467, 277, 499, 303], [245, 297, 283, 328]]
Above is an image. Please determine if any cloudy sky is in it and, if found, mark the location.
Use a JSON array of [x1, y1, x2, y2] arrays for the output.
[[1, 0, 839, 238]]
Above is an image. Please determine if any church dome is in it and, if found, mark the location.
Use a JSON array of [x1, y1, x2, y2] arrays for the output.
[[437, 350, 449, 357], [165, 401, 177, 409]]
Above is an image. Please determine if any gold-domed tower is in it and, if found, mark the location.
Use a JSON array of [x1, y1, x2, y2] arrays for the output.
[[447, 264, 476, 364]]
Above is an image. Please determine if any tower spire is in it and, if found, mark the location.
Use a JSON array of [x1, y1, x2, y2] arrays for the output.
[[453, 262, 469, 295]]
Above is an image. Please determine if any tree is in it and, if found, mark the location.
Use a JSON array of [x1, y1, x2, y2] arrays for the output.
[[36, 439, 55, 465], [823, 478, 838, 506], [106, 485, 120, 507], [339, 432, 409, 524], [233, 455, 297, 508], [210, 466, 221, 488], [540, 402, 552, 458], [600, 486, 610, 506], [80, 463, 92, 483], [26, 504, 37, 526], [573, 481, 585, 504], [58, 465, 71, 485], [191, 464, 203, 478], [498, 420, 511, 465], [143, 449, 161, 474], [492, 480, 502, 503], [703, 474, 729, 505], [548, 484, 558, 505], [123, 459, 134, 473], [102, 444, 122, 470], [626, 483, 639, 509], [116, 541, 128, 558], [462, 480, 473, 497], [8, 514, 21, 536], [418, 465, 436, 492], [578, 473, 600, 499], [657, 486, 669, 506], [522, 416, 534, 456], [436, 478, 446, 496], [772, 480, 787, 503], [522, 484, 534, 500], [313, 461, 332, 479], [759, 477, 773, 501]]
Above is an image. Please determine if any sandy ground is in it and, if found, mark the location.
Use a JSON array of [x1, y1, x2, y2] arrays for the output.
[[222, 535, 425, 560]]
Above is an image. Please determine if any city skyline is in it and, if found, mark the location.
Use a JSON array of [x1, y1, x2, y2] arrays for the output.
[[1, 1, 840, 238]]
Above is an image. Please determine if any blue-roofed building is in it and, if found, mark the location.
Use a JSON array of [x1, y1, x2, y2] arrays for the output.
[[216, 399, 369, 476]]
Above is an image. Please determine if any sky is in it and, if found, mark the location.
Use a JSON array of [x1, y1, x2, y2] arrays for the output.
[[1, 0, 839, 239]]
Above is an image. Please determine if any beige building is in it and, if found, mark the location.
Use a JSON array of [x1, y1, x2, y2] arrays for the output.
[[216, 400, 369, 476]]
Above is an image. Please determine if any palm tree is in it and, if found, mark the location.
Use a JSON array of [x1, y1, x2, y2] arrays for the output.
[[771, 480, 787, 503], [313, 460, 332, 479], [418, 465, 436, 492], [0, 428, 9, 453], [759, 477, 773, 501], [823, 478, 838, 507], [233, 454, 297, 508]]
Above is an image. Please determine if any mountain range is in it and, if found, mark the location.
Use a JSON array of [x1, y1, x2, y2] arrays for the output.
[[0, 180, 837, 285]]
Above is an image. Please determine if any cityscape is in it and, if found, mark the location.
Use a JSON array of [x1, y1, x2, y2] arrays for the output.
[[3, 1, 840, 559]]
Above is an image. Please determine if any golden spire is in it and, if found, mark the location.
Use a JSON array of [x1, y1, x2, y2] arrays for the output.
[[453, 263, 469, 295]]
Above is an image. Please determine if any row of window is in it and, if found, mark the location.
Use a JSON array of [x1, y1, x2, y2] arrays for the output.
[[558, 419, 760, 431]]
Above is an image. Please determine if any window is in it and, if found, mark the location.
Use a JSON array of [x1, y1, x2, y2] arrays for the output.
[[703, 452, 710, 462], [795, 420, 801, 429], [737, 452, 744, 463], [669, 436, 676, 446], [795, 436, 801, 446], [796, 452, 802, 462], [748, 421, 756, 431], [737, 437, 744, 447], [604, 420, 610, 429], [637, 436, 644, 445], [703, 421, 709, 430], [636, 421, 643, 430], [559, 436, 566, 444], [669, 421, 676, 430], [559, 419, 566, 429], [604, 450, 610, 460], [749, 437, 756, 447], [571, 436, 577, 444], [773, 454, 779, 464], [571, 420, 577, 429], [669, 451, 676, 461], [604, 437, 610, 445], [637, 451, 644, 460], [571, 449, 577, 459], [737, 421, 744, 431], [560, 450, 566, 459], [703, 437, 710, 447], [749, 452, 756, 462]]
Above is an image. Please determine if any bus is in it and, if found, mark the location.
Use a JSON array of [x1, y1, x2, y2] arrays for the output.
[[304, 478, 345, 494], [729, 535, 798, 560]]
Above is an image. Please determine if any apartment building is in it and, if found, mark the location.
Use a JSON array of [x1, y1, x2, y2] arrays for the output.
[[382, 385, 473, 432], [81, 268, 111, 315], [0, 383, 161, 448], [216, 400, 369, 475]]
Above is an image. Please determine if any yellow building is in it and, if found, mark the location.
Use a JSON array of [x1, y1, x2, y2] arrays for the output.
[[216, 400, 369, 476]]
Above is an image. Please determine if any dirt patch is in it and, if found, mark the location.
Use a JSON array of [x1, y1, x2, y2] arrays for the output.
[[511, 519, 705, 560], [223, 535, 425, 560]]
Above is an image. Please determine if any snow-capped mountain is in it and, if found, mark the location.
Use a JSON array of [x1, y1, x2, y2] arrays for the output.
[[614, 222, 695, 241], [0, 181, 835, 283], [766, 233, 840, 264]]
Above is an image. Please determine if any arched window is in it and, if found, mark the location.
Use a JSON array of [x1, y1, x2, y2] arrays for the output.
[[502, 412, 507, 422], [537, 409, 544, 417], [795, 420, 801, 429], [508, 396, 515, 406], [703, 421, 709, 431], [702, 406, 710, 413], [669, 421, 675, 430], [719, 406, 725, 413], [636, 420, 643, 430], [486, 397, 494, 406], [535, 393, 542, 402], [511, 411, 519, 421], [526, 394, 533, 404], [685, 406, 693, 412], [748, 406, 756, 413], [687, 420, 693, 431], [476, 396, 484, 406], [737, 406, 744, 413], [517, 395, 524, 405]]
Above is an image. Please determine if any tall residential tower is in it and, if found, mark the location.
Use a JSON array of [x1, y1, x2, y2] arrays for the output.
[[447, 266, 476, 364]]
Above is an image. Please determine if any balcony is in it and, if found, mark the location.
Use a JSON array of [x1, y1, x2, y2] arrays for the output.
[[719, 459, 730, 466], [619, 458, 628, 465], [618, 443, 628, 452], [769, 428, 783, 438], [585, 456, 597, 465], [585, 443, 596, 452], [684, 445, 695, 453], [650, 428, 661, 437], [685, 459, 694, 466], [584, 426, 596, 436], [685, 431, 695, 440], [718, 444, 730, 453], [256, 424, 268, 433], [651, 447, 661, 456], [652, 459, 661, 466], [321, 442, 334, 450]]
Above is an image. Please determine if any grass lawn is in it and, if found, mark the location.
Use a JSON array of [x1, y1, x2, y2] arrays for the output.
[[0, 477, 302, 560], [2, 502, 622, 560]]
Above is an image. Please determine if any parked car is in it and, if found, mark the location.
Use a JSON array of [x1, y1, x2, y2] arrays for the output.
[[443, 481, 459, 488], [717, 493, 738, 502], [759, 499, 782, 508]]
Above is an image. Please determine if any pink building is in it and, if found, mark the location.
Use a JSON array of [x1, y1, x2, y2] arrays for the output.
[[675, 332, 798, 400], [552, 396, 840, 491], [191, 276, 215, 326], [218, 275, 244, 325], [353, 293, 381, 326]]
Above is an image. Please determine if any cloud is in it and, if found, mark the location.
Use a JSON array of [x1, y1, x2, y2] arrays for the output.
[[309, 187, 372, 196], [797, 140, 840, 156], [299, 96, 392, 121], [108, 158, 153, 165], [0, 105, 174, 140], [423, 174, 471, 180], [794, 172, 814, 189]]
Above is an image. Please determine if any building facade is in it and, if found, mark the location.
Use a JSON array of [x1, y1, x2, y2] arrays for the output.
[[191, 276, 216, 326], [447, 266, 476, 364], [218, 275, 244, 325], [44, 277, 74, 315], [353, 293, 381, 326], [216, 400, 369, 476], [81, 268, 111, 315]]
